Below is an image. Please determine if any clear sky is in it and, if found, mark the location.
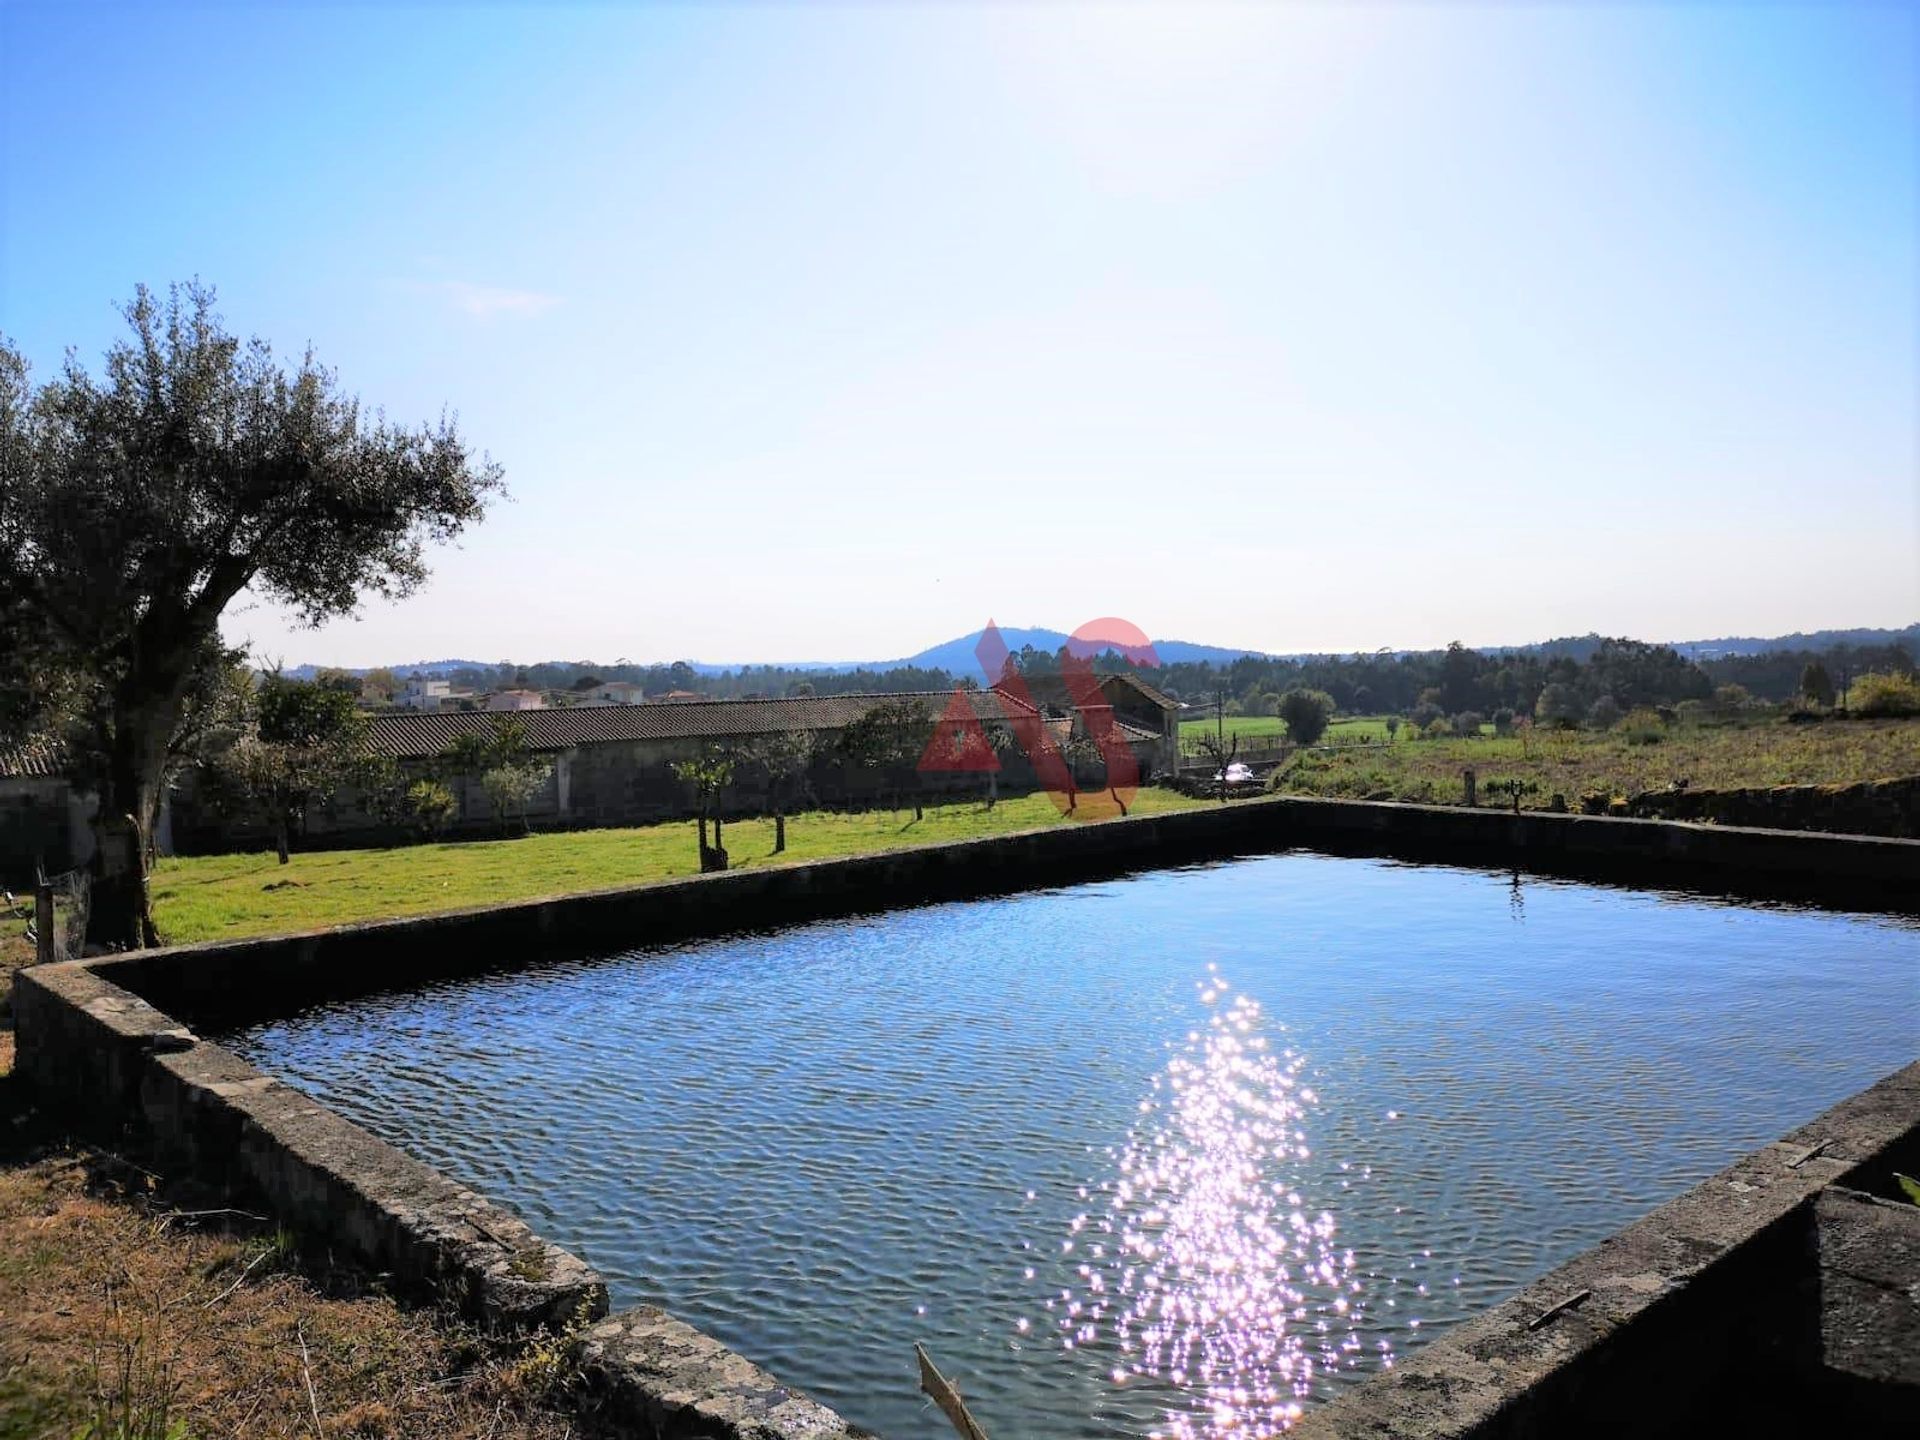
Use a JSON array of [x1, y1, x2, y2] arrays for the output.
[[2, 1, 1915, 667]]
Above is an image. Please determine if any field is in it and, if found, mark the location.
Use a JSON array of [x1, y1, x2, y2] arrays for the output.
[[1180, 714, 1406, 744], [1268, 716, 1920, 808], [147, 788, 1203, 946]]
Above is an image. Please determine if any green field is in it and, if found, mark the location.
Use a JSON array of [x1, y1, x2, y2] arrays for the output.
[[148, 788, 1204, 946], [1269, 716, 1920, 808], [1179, 713, 1405, 744]]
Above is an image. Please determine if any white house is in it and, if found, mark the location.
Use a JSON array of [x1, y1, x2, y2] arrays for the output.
[[398, 677, 453, 710]]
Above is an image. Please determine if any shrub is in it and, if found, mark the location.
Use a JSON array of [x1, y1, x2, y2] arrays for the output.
[[1711, 683, 1751, 712], [1674, 699, 1711, 726], [1277, 688, 1335, 745], [1491, 708, 1515, 735], [1409, 701, 1443, 731], [1851, 670, 1920, 717], [1384, 716, 1402, 740], [1534, 682, 1581, 729], [1423, 717, 1454, 739], [1254, 691, 1283, 717], [403, 778, 456, 838], [1616, 706, 1665, 745], [1586, 695, 1622, 730], [1452, 710, 1484, 737]]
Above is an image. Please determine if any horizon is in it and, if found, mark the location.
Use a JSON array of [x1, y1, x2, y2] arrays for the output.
[[273, 614, 1920, 677], [5, 2, 1916, 665]]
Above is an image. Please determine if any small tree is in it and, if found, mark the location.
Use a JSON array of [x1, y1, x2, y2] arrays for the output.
[[1483, 776, 1540, 814], [1276, 688, 1334, 745], [671, 746, 736, 871], [480, 762, 549, 835], [1195, 729, 1239, 803], [1384, 715, 1402, 742], [836, 699, 934, 818], [1586, 695, 1622, 731], [1798, 661, 1836, 710], [207, 673, 371, 863], [744, 730, 818, 852]]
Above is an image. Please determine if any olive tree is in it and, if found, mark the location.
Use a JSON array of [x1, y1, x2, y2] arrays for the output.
[[0, 283, 501, 946]]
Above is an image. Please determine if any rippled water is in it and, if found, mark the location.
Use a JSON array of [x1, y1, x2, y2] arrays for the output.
[[226, 853, 1919, 1438]]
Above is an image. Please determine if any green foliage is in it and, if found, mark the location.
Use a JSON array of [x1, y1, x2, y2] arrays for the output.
[[1586, 695, 1622, 730], [1423, 718, 1454, 739], [1615, 706, 1666, 745], [0, 281, 501, 945], [1534, 682, 1582, 729], [1851, 671, 1920, 717], [1897, 1173, 1920, 1207], [1452, 710, 1484, 737], [1276, 688, 1335, 745], [206, 674, 375, 861], [1798, 661, 1836, 709], [402, 778, 456, 839]]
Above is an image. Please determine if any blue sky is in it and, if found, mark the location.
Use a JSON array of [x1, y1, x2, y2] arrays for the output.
[[2, 1, 1914, 667]]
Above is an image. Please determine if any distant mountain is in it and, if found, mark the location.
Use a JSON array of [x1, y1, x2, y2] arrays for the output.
[[283, 623, 1915, 681]]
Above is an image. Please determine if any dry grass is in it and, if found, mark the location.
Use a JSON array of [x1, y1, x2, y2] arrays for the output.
[[0, 1033, 582, 1440]]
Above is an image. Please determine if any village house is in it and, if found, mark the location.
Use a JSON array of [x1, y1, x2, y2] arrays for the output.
[[483, 689, 547, 712], [588, 681, 646, 704]]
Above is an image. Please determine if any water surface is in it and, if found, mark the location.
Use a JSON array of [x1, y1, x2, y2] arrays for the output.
[[226, 852, 1919, 1438]]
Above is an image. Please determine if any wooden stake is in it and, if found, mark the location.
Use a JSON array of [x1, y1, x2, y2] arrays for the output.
[[915, 1343, 991, 1440]]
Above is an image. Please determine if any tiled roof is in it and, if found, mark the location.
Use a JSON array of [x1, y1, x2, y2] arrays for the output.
[[364, 690, 1036, 761], [0, 736, 64, 780]]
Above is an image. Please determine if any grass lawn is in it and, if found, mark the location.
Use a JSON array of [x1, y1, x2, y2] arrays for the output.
[[1270, 716, 1920, 808], [150, 787, 1204, 946]]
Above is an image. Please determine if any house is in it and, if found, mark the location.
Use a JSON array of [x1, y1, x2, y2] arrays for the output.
[[588, 681, 646, 705], [993, 671, 1181, 777], [397, 677, 453, 710], [657, 689, 706, 703], [484, 689, 547, 712]]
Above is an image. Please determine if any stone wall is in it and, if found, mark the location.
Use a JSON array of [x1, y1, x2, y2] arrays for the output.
[[1624, 775, 1920, 838]]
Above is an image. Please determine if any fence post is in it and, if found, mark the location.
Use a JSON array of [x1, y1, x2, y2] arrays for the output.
[[34, 881, 54, 965], [1463, 767, 1477, 808]]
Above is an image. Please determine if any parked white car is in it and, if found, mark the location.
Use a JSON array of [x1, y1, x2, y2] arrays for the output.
[[1215, 762, 1257, 786]]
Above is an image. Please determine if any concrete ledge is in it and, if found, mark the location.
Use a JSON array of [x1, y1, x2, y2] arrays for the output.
[[576, 1306, 875, 1439], [1289, 1062, 1920, 1439]]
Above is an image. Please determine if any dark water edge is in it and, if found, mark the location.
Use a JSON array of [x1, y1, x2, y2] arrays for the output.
[[226, 852, 1920, 1439]]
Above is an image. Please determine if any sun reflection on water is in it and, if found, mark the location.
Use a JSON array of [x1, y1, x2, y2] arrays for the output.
[[1031, 968, 1385, 1436]]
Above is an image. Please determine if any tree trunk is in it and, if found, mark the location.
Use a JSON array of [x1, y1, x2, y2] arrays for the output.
[[1110, 784, 1128, 816], [774, 809, 786, 853], [89, 694, 177, 949], [276, 816, 291, 865]]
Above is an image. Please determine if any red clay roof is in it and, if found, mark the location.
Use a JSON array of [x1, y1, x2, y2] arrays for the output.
[[363, 690, 1036, 761]]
